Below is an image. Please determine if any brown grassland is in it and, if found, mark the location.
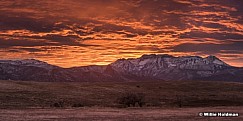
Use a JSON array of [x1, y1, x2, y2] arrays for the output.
[[0, 80, 243, 120]]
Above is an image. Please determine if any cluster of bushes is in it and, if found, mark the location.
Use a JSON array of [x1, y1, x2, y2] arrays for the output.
[[50, 101, 65, 108], [49, 94, 186, 108], [117, 92, 145, 107], [50, 100, 84, 108], [71, 103, 84, 107]]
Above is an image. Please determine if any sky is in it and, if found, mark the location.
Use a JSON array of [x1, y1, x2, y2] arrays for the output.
[[0, 0, 242, 67]]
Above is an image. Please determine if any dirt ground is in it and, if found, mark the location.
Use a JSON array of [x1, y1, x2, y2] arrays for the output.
[[0, 106, 242, 121]]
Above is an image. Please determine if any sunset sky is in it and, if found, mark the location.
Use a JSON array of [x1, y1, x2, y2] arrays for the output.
[[0, 0, 242, 67]]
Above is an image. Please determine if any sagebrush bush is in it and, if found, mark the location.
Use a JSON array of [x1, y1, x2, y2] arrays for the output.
[[117, 92, 145, 107], [72, 103, 84, 107], [51, 101, 64, 108]]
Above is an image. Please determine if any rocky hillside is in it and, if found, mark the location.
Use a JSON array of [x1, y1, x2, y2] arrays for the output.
[[0, 55, 242, 82]]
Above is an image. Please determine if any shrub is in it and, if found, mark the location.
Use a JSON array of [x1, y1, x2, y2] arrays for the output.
[[51, 101, 64, 108], [175, 95, 182, 108], [72, 103, 84, 107], [117, 92, 145, 107]]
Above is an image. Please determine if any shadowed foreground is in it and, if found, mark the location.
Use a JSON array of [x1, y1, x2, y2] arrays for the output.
[[1, 80, 243, 108], [1, 80, 243, 120], [0, 107, 242, 121]]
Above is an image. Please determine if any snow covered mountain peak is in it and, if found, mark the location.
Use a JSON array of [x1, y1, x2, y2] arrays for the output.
[[0, 59, 54, 69], [204, 55, 229, 66], [112, 54, 229, 67], [107, 54, 238, 81], [110, 54, 231, 74]]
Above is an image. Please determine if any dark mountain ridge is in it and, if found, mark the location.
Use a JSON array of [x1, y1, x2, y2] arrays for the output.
[[0, 54, 242, 82]]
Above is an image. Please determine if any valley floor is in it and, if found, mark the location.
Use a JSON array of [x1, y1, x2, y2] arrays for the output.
[[0, 107, 242, 121], [1, 80, 243, 120]]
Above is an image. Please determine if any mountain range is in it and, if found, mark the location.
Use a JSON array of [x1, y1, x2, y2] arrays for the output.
[[0, 54, 243, 82]]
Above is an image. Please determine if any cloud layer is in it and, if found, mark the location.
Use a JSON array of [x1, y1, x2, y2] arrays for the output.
[[0, 0, 242, 67]]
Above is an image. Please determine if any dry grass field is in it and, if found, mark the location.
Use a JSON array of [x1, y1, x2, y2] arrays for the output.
[[0, 107, 243, 121], [0, 80, 243, 120]]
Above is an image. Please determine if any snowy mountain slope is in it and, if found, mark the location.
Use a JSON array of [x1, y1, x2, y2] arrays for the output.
[[0, 54, 242, 82]]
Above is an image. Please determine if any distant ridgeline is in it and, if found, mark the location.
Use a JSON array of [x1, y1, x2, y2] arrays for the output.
[[0, 54, 243, 82]]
